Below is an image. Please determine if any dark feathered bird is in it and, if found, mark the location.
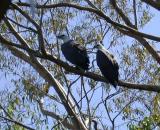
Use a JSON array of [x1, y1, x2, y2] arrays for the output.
[[57, 35, 90, 70], [94, 43, 119, 88], [0, 0, 12, 22]]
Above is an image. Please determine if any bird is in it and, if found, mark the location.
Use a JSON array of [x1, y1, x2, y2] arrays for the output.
[[94, 43, 119, 88], [0, 0, 12, 22], [57, 34, 90, 70]]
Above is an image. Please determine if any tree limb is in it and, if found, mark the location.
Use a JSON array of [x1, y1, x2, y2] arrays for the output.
[[0, 35, 159, 92], [109, 0, 160, 65], [17, 2, 160, 42], [110, 0, 136, 29], [141, 0, 160, 11], [38, 100, 74, 129], [5, 45, 88, 130], [17, 2, 160, 64], [0, 115, 35, 130]]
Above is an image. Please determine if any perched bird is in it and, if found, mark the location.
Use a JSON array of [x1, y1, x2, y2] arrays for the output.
[[57, 34, 90, 70], [0, 0, 12, 22], [94, 43, 119, 88]]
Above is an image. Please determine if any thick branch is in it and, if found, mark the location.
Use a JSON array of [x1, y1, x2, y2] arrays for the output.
[[141, 0, 160, 11], [6, 45, 87, 130], [4, 14, 87, 129], [17, 2, 160, 42], [0, 36, 159, 92], [38, 100, 74, 129], [109, 0, 160, 64], [17, 2, 160, 64], [4, 18, 30, 48]]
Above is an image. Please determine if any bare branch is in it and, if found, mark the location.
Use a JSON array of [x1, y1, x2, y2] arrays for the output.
[[4, 45, 87, 130], [110, 0, 136, 29], [109, 0, 160, 64], [12, 4, 46, 54], [12, 3, 39, 28], [0, 36, 159, 92], [84, 0, 98, 9], [38, 100, 74, 129], [0, 115, 35, 130], [141, 0, 160, 11], [133, 0, 138, 27], [17, 2, 160, 42], [17, 2, 160, 63]]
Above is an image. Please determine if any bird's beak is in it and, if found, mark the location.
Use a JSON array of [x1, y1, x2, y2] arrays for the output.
[[93, 44, 98, 49]]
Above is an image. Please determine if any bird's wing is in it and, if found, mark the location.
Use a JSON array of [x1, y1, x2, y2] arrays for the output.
[[97, 49, 119, 86], [98, 49, 119, 77], [98, 50, 114, 68], [72, 42, 87, 52], [103, 50, 119, 70], [114, 61, 119, 70], [62, 40, 89, 70], [71, 41, 88, 57]]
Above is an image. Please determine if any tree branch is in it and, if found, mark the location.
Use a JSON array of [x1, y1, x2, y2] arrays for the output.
[[38, 100, 74, 129], [109, 0, 160, 64], [0, 36, 159, 92], [110, 0, 136, 29], [133, 0, 138, 27], [4, 45, 87, 130], [0, 115, 35, 130], [17, 2, 160, 42], [17, 2, 160, 64], [141, 0, 160, 11], [84, 0, 98, 9], [12, 4, 46, 54]]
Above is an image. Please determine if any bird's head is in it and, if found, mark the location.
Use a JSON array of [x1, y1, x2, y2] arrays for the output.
[[93, 42, 111, 55], [93, 42, 108, 51], [57, 34, 70, 43], [93, 43, 103, 50]]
